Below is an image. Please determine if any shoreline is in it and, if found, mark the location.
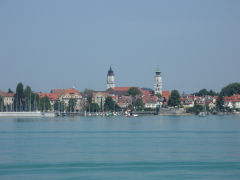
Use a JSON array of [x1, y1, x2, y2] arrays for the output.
[[0, 112, 56, 118], [0, 111, 239, 118]]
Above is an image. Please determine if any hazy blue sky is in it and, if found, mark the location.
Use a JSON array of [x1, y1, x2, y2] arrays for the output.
[[0, 0, 239, 93]]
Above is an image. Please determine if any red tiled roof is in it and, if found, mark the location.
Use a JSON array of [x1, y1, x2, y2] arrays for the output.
[[224, 94, 240, 102], [113, 87, 143, 93], [92, 92, 109, 96], [142, 95, 157, 104], [162, 91, 170, 98], [38, 93, 60, 101], [52, 88, 81, 96], [0, 91, 14, 97], [51, 89, 65, 94], [111, 95, 118, 100], [113, 87, 130, 91], [143, 90, 152, 96]]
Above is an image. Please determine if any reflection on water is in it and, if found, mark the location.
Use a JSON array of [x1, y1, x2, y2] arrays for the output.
[[0, 115, 240, 179]]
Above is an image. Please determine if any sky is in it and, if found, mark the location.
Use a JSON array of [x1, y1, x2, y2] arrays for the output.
[[0, 0, 240, 93]]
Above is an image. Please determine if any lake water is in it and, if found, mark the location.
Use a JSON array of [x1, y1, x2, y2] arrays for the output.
[[0, 115, 240, 179]]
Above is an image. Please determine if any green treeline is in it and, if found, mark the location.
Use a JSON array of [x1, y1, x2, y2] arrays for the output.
[[220, 83, 240, 97]]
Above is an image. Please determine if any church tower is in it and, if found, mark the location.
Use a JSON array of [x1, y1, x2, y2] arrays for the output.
[[107, 66, 115, 89], [154, 68, 162, 95]]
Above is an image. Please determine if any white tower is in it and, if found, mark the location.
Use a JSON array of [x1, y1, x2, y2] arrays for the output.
[[154, 68, 162, 95], [107, 66, 115, 89]]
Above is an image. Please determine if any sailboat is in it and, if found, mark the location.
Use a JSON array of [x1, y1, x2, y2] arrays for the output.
[[199, 97, 207, 117]]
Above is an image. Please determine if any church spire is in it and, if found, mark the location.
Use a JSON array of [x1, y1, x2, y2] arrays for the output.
[[108, 66, 114, 76], [107, 66, 115, 89]]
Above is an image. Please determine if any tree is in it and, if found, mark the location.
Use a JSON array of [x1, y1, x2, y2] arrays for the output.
[[134, 98, 144, 111], [194, 89, 218, 96], [208, 89, 218, 96], [127, 87, 142, 107], [197, 89, 208, 96], [87, 95, 92, 104], [86, 102, 99, 112], [59, 101, 66, 112], [216, 94, 225, 111], [54, 101, 60, 111], [40, 96, 51, 111], [91, 103, 99, 112], [0, 96, 3, 112], [24, 86, 32, 111], [104, 96, 119, 111], [16, 82, 24, 98], [127, 87, 141, 97], [100, 97, 103, 112], [15, 82, 24, 111], [67, 98, 76, 112], [8, 88, 13, 93], [155, 93, 162, 99], [32, 93, 40, 111], [168, 90, 181, 107], [220, 83, 240, 97], [186, 102, 204, 115], [24, 86, 32, 97], [82, 88, 94, 94]]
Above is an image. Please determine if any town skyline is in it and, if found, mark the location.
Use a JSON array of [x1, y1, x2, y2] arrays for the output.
[[0, 65, 229, 94], [0, 65, 238, 94]]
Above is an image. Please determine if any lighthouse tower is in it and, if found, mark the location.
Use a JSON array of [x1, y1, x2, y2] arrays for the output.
[[107, 66, 115, 89], [154, 68, 162, 95]]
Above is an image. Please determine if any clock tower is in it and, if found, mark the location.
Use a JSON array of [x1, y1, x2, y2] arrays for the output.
[[154, 68, 162, 95]]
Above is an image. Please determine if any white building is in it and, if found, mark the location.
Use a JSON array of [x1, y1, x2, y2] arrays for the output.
[[0, 91, 15, 111], [0, 91, 14, 107], [154, 68, 162, 95], [50, 88, 83, 111], [107, 66, 115, 89], [224, 95, 240, 109]]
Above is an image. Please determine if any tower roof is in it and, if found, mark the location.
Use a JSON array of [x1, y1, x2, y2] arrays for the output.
[[108, 66, 114, 76], [156, 67, 161, 75]]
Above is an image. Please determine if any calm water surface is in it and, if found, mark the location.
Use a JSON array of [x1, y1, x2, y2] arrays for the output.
[[0, 115, 240, 179]]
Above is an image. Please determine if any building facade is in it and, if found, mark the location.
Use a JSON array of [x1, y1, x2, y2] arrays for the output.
[[224, 94, 240, 109], [47, 88, 83, 111], [92, 91, 110, 109], [0, 91, 15, 111]]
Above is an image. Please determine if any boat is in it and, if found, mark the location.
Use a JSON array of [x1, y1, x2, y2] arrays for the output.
[[198, 111, 207, 117], [126, 114, 139, 117], [125, 111, 139, 117], [199, 97, 207, 117], [61, 112, 67, 116], [42, 112, 56, 117]]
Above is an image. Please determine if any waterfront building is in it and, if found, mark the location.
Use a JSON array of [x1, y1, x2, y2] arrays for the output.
[[107, 87, 143, 96], [224, 94, 240, 109], [92, 91, 110, 110], [107, 66, 115, 89], [117, 95, 132, 108], [38, 93, 60, 109], [0, 91, 14, 111], [142, 95, 158, 108], [50, 88, 83, 111], [181, 94, 195, 108], [181, 94, 217, 109], [154, 68, 162, 95]]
